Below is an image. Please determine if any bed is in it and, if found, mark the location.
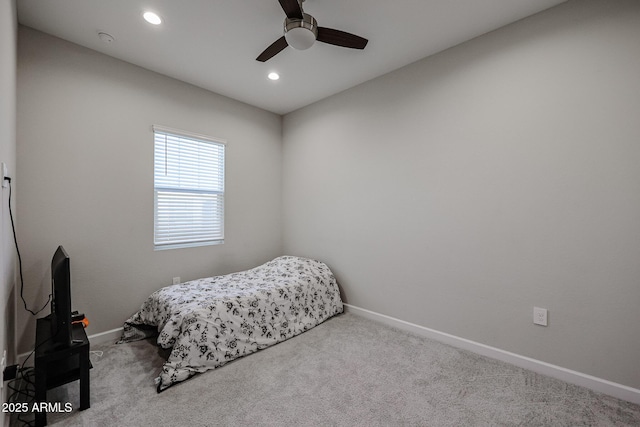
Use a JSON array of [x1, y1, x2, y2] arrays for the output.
[[118, 255, 343, 391]]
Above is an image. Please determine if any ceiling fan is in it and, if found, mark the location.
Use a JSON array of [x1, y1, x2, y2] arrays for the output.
[[256, 0, 368, 62]]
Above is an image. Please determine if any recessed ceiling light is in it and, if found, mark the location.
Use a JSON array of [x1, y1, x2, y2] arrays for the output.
[[143, 11, 162, 25], [268, 72, 280, 81]]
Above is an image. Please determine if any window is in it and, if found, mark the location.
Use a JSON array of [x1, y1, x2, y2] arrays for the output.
[[153, 125, 225, 249]]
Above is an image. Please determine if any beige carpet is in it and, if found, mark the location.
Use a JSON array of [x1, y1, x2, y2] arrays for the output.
[[15, 313, 640, 426]]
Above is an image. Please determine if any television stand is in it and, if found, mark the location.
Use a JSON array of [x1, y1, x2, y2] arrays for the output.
[[34, 317, 91, 427]]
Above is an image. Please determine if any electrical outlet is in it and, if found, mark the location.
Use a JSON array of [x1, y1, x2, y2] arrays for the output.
[[1, 162, 7, 188], [172, 277, 181, 285], [533, 307, 548, 326]]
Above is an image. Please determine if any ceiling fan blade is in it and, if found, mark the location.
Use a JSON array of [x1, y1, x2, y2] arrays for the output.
[[256, 36, 289, 62], [278, 0, 303, 19], [317, 27, 368, 50]]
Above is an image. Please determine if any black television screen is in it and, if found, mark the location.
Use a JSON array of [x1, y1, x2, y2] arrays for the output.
[[50, 245, 73, 348]]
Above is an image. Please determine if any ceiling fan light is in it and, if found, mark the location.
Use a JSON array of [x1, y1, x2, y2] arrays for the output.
[[284, 13, 318, 50], [285, 28, 316, 50]]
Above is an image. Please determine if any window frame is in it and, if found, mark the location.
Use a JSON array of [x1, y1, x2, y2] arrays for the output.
[[152, 125, 226, 250]]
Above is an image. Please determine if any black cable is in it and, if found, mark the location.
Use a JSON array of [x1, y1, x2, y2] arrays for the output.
[[7, 366, 38, 427], [5, 320, 62, 427], [6, 177, 52, 316]]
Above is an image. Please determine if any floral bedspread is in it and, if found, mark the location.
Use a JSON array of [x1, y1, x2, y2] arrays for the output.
[[119, 256, 343, 391]]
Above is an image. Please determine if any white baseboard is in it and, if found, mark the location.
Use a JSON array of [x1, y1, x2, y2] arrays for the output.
[[343, 303, 640, 405], [17, 327, 124, 367], [87, 327, 124, 346]]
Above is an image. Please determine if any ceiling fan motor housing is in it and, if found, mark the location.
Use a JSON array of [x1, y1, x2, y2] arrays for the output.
[[284, 13, 318, 50]]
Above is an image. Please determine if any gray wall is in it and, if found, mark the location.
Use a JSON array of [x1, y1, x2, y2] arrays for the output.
[[282, 0, 640, 389], [14, 0, 640, 392], [1, 1, 17, 425], [16, 27, 283, 354]]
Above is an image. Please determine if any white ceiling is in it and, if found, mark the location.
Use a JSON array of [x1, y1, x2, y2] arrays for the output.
[[17, 0, 567, 115]]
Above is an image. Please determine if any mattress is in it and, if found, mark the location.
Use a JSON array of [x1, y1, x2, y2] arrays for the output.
[[119, 255, 343, 391]]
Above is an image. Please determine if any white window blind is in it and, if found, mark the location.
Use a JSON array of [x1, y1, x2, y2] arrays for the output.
[[153, 126, 225, 249]]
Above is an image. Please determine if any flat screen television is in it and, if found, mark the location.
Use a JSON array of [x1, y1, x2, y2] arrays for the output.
[[50, 245, 73, 348]]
